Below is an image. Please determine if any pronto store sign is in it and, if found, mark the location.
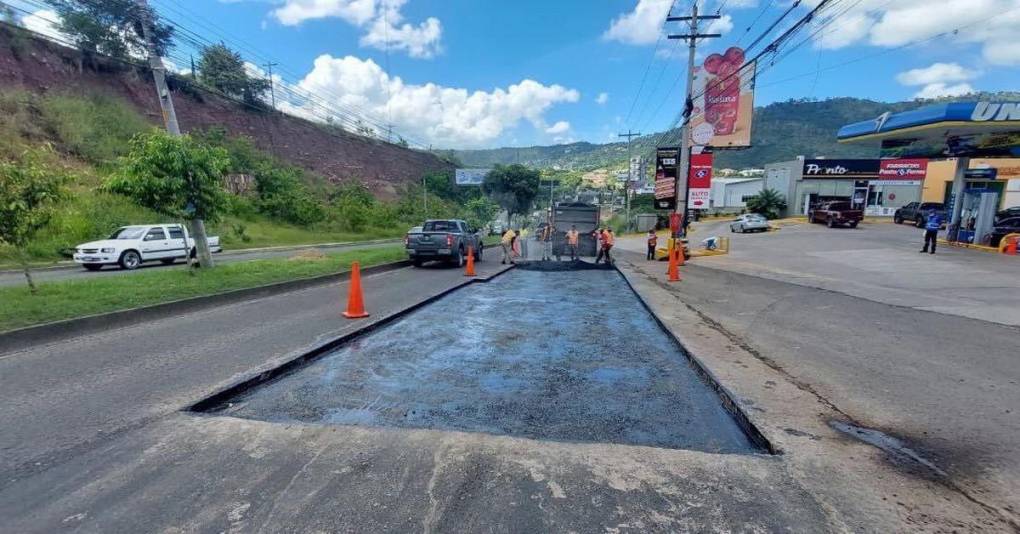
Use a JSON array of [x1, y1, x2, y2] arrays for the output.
[[802, 159, 879, 177]]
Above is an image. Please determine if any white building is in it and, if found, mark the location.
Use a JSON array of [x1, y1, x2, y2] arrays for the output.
[[711, 177, 764, 209]]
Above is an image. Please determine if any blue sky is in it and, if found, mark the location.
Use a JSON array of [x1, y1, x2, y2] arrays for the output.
[[18, 0, 1020, 148]]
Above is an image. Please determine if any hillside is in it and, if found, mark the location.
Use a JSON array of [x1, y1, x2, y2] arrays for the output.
[[456, 93, 1020, 171], [0, 25, 452, 199]]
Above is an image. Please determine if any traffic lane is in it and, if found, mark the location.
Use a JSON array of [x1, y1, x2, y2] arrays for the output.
[[0, 259, 509, 483], [0, 239, 401, 287], [652, 256, 1020, 518]]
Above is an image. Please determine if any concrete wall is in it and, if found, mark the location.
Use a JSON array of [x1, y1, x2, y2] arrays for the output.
[[763, 160, 801, 216], [712, 179, 764, 209]]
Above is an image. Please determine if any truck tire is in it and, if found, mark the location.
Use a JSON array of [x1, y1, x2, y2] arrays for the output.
[[452, 247, 464, 268], [412, 259, 424, 268], [848, 221, 859, 228], [119, 250, 141, 270], [914, 217, 925, 228], [475, 246, 482, 261], [827, 218, 836, 228], [894, 214, 903, 224]]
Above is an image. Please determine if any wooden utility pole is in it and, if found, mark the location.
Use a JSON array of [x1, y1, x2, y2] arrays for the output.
[[135, 0, 215, 268], [667, 2, 719, 236], [619, 130, 641, 231]]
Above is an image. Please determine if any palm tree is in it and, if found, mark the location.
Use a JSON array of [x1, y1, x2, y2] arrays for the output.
[[745, 188, 788, 219]]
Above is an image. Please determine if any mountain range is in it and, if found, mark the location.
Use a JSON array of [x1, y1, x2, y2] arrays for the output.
[[454, 94, 1020, 171]]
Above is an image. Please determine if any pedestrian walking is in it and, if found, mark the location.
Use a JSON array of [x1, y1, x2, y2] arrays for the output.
[[920, 209, 942, 255], [500, 228, 516, 264], [646, 229, 658, 261], [565, 225, 579, 261]]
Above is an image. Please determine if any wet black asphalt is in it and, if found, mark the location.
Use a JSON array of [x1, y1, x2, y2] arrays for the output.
[[211, 267, 759, 454]]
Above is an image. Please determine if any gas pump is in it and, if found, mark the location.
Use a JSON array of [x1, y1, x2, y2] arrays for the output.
[[955, 190, 1000, 244]]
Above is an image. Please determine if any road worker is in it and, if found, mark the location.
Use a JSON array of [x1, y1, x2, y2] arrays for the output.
[[500, 228, 516, 265], [596, 227, 614, 265], [540, 222, 554, 260], [646, 229, 658, 261], [565, 225, 580, 261]]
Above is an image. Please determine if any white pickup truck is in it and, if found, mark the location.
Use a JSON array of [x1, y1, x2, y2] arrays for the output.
[[73, 224, 221, 271]]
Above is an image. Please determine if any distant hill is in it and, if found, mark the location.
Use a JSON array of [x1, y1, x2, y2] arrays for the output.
[[455, 94, 1020, 171]]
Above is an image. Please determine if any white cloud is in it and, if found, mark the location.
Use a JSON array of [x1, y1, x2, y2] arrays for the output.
[[705, 14, 733, 36], [272, 0, 442, 59], [545, 121, 570, 134], [912, 82, 976, 99], [285, 54, 579, 147], [808, 0, 1020, 65], [603, 0, 673, 45], [595, 92, 609, 105], [896, 62, 979, 86], [20, 9, 68, 42]]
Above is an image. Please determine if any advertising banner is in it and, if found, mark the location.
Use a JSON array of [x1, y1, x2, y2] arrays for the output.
[[654, 148, 679, 210], [690, 47, 756, 149], [802, 159, 879, 178], [455, 168, 490, 185], [688, 153, 713, 210], [878, 159, 927, 179]]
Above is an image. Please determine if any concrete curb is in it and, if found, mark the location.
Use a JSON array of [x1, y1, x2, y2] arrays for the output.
[[611, 261, 775, 455], [0, 260, 413, 354], [0, 238, 402, 275], [189, 264, 515, 413]]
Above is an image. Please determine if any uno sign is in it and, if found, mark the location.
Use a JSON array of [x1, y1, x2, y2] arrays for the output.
[[971, 102, 1020, 122]]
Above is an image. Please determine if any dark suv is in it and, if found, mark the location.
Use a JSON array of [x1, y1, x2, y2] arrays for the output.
[[894, 202, 946, 228]]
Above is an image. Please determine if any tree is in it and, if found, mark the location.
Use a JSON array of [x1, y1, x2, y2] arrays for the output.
[[46, 0, 173, 62], [463, 196, 499, 231], [198, 44, 270, 106], [745, 188, 788, 220], [482, 164, 540, 225], [106, 131, 230, 268], [0, 153, 67, 293]]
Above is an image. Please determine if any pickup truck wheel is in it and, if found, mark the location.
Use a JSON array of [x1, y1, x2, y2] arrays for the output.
[[848, 221, 859, 229], [453, 248, 464, 268], [83, 264, 102, 271], [412, 259, 424, 268], [119, 250, 141, 270], [475, 246, 483, 261], [826, 218, 836, 228], [160, 258, 176, 265], [914, 217, 925, 228], [893, 215, 903, 224]]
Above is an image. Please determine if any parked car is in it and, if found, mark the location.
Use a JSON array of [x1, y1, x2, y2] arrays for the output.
[[73, 224, 221, 271], [405, 219, 483, 267], [808, 201, 863, 228], [894, 202, 946, 228], [730, 213, 770, 233], [994, 206, 1020, 225], [989, 216, 1020, 247]]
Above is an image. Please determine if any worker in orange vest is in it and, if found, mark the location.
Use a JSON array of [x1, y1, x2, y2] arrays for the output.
[[596, 227, 615, 265], [565, 225, 580, 261], [646, 229, 658, 261]]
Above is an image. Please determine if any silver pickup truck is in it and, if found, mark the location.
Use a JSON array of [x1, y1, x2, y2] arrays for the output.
[[405, 219, 483, 267]]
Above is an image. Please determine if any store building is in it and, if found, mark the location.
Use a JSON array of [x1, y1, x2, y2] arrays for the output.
[[921, 158, 1020, 209], [763, 157, 926, 217], [710, 177, 764, 210]]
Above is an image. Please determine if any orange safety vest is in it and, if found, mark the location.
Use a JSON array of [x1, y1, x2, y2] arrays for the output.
[[603, 231, 614, 246], [647, 234, 658, 246], [566, 230, 579, 245]]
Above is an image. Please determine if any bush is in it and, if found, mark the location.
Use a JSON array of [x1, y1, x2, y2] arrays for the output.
[[36, 93, 150, 165]]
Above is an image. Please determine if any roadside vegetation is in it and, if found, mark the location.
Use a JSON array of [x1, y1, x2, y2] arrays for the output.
[[0, 246, 405, 332]]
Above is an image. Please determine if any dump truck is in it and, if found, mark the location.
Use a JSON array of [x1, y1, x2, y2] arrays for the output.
[[551, 202, 600, 258]]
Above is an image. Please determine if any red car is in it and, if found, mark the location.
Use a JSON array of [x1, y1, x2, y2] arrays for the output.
[[808, 201, 863, 228]]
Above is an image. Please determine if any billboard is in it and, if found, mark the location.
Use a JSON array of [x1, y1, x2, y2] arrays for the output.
[[688, 153, 713, 210], [877, 159, 927, 179], [455, 168, 490, 185], [690, 47, 756, 149], [654, 148, 678, 210]]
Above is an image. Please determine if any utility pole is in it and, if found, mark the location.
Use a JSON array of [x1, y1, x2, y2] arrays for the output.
[[135, 0, 214, 268], [667, 2, 720, 237], [262, 61, 278, 110], [619, 130, 641, 231]]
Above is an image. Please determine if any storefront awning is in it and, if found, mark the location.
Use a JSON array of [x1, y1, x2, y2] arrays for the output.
[[837, 101, 1020, 159]]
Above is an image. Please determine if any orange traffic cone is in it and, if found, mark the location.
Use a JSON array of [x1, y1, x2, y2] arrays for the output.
[[668, 246, 681, 282], [464, 246, 476, 276], [1007, 238, 1018, 256], [342, 261, 369, 318]]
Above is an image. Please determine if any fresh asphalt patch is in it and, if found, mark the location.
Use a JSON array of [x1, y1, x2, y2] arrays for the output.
[[199, 268, 763, 454]]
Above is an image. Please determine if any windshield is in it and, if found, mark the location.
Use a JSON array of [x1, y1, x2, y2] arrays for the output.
[[424, 221, 458, 232], [108, 227, 147, 240]]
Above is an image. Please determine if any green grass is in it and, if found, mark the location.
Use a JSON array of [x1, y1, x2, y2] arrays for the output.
[[214, 217, 404, 249], [0, 246, 406, 332]]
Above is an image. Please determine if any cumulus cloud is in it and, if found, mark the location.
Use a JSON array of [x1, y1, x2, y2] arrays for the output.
[[912, 82, 976, 99], [604, 1, 734, 46], [595, 92, 609, 105], [284, 54, 579, 147], [20, 9, 68, 42], [808, 0, 1020, 65], [272, 0, 442, 58], [896, 62, 979, 86]]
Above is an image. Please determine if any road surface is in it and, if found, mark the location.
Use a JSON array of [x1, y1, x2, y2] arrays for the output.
[[0, 239, 401, 287]]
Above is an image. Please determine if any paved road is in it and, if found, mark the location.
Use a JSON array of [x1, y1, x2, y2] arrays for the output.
[[618, 223, 1020, 525], [0, 239, 401, 287]]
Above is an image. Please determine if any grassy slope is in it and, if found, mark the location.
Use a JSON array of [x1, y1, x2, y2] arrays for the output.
[[0, 246, 405, 332]]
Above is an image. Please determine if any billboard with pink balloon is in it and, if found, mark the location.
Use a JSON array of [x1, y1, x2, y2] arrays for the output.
[[690, 47, 756, 149]]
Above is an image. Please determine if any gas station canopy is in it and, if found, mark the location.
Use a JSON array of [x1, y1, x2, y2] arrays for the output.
[[837, 101, 1020, 159]]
